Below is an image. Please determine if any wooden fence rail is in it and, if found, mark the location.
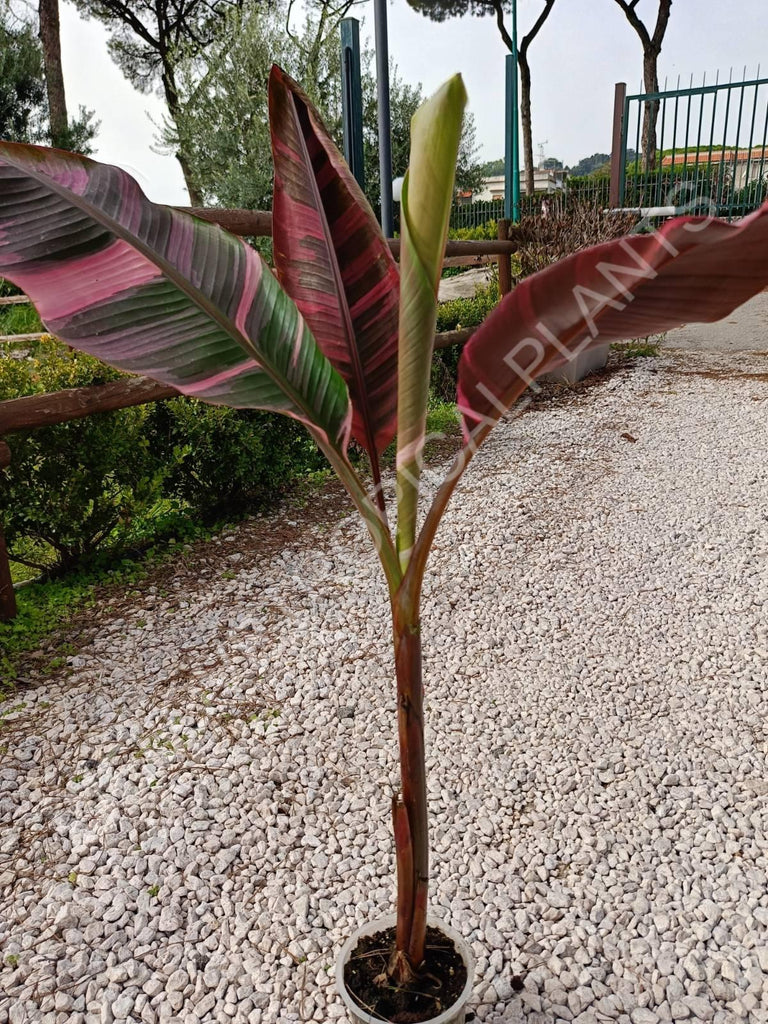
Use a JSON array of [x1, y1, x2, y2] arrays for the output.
[[0, 212, 515, 621], [180, 208, 519, 263], [0, 333, 48, 344], [0, 378, 177, 435]]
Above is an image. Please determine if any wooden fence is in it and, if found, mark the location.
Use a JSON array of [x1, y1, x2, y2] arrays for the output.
[[0, 212, 518, 620]]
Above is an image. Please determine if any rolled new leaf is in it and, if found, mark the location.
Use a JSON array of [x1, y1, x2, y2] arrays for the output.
[[0, 143, 351, 453], [269, 66, 400, 460], [396, 75, 467, 568], [457, 205, 768, 440]]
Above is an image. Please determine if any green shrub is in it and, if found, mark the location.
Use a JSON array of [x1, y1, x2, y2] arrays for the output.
[[448, 220, 499, 241], [0, 338, 333, 574], [436, 278, 499, 333], [0, 278, 23, 298], [0, 344, 167, 573], [148, 398, 326, 518], [730, 173, 768, 214], [431, 279, 500, 402]]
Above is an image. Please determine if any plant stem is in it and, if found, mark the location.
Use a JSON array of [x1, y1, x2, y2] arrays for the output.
[[392, 794, 414, 954], [407, 434, 487, 601], [318, 440, 401, 595], [392, 590, 428, 974]]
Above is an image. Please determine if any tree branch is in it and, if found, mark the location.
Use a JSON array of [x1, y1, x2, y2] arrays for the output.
[[284, 0, 299, 48], [651, 0, 672, 51], [490, 0, 513, 52], [519, 0, 556, 59], [90, 0, 161, 50], [612, 0, 651, 49], [7, 553, 51, 574]]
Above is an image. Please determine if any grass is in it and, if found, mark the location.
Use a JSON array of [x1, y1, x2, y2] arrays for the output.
[[612, 335, 664, 359], [0, 515, 224, 694], [0, 301, 43, 337], [426, 399, 459, 438]]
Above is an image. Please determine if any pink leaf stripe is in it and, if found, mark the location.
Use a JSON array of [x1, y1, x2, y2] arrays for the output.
[[270, 66, 399, 455], [0, 141, 351, 449], [458, 205, 768, 441]]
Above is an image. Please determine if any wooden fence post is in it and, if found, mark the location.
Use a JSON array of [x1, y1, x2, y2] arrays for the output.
[[610, 82, 627, 209], [497, 219, 513, 296], [0, 441, 17, 622]]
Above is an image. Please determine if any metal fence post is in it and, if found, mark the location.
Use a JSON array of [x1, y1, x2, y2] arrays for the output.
[[504, 49, 520, 223], [340, 18, 365, 191], [373, 0, 393, 238], [610, 82, 627, 209], [0, 441, 17, 621]]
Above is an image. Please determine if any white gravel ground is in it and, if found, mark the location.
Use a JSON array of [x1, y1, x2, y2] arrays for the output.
[[1, 350, 767, 1024]]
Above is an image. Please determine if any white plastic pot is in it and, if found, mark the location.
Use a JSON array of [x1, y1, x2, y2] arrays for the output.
[[336, 914, 475, 1024], [541, 342, 610, 384]]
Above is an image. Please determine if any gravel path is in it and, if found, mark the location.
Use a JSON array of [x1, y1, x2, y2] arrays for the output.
[[1, 350, 767, 1024], [664, 291, 768, 352], [438, 267, 494, 302]]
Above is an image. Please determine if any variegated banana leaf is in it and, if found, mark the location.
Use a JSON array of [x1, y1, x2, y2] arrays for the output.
[[458, 205, 768, 441], [269, 66, 399, 458], [0, 142, 352, 453]]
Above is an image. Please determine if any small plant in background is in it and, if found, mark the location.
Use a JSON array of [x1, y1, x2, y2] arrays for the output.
[[448, 220, 500, 242], [2, 66, 768, 1023], [612, 335, 665, 359], [510, 199, 639, 279]]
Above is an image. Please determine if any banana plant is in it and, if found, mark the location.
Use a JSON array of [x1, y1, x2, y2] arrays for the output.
[[2, 67, 768, 991]]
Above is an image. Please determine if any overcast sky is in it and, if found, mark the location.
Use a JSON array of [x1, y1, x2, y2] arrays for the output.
[[58, 0, 768, 206]]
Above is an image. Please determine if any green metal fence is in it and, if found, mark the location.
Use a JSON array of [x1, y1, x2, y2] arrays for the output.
[[449, 180, 609, 232], [449, 199, 505, 231], [619, 70, 768, 219]]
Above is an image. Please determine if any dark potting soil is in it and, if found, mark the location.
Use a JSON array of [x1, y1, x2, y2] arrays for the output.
[[343, 925, 467, 1023]]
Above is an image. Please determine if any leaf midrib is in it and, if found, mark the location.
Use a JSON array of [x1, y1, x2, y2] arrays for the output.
[[0, 148, 348, 447], [287, 92, 381, 468]]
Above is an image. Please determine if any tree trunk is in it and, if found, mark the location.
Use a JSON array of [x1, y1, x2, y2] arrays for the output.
[[162, 65, 205, 206], [518, 50, 535, 197], [642, 49, 660, 172], [390, 594, 428, 981], [176, 148, 204, 207], [38, 0, 68, 148]]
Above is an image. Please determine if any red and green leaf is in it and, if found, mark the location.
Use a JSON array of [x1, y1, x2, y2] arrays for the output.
[[0, 141, 352, 452], [457, 205, 768, 440], [269, 66, 399, 461]]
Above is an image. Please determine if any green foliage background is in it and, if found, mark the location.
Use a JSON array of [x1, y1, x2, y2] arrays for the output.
[[0, 336, 327, 577], [160, 2, 483, 214], [0, 1, 97, 151]]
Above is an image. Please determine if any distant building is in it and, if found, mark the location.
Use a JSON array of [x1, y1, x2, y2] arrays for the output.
[[659, 146, 768, 190], [474, 168, 567, 202]]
